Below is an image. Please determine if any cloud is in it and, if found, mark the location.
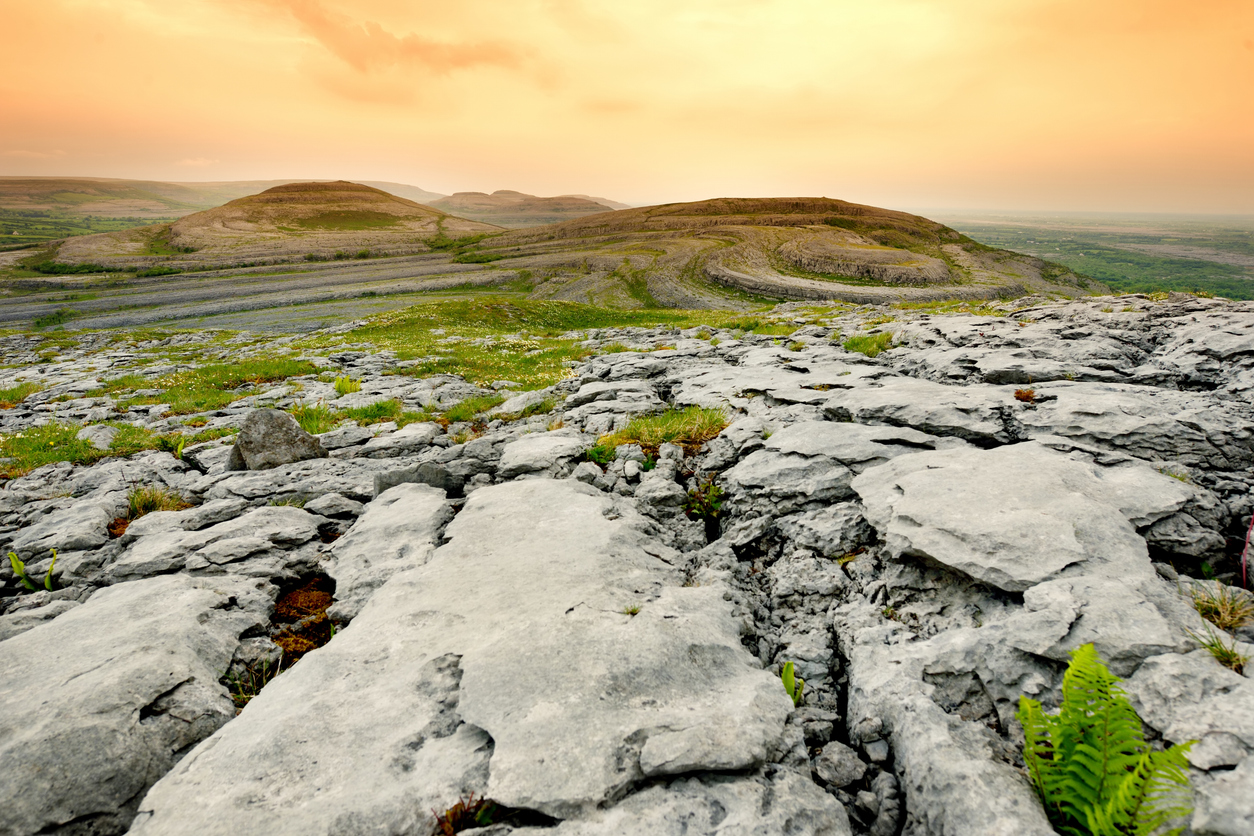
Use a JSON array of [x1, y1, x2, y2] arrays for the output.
[[2, 149, 66, 159], [176, 157, 220, 167], [260, 0, 524, 75]]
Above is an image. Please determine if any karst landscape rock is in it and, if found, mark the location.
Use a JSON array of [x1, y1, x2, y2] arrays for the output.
[[3, 292, 1254, 836]]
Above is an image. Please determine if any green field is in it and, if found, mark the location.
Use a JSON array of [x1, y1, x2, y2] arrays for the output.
[[943, 213, 1254, 299], [0, 209, 172, 248]]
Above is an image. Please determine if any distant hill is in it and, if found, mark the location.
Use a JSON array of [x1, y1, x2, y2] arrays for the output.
[[48, 181, 495, 269], [457, 196, 1102, 307], [0, 177, 447, 221], [429, 191, 620, 228]]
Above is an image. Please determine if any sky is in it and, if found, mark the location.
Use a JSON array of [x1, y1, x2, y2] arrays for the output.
[[1, 0, 1252, 213]]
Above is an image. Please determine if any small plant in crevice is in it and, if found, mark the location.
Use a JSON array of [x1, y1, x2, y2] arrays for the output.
[[584, 442, 617, 467], [434, 793, 497, 835], [1187, 625, 1248, 675], [1014, 388, 1037, 404], [222, 658, 281, 711], [289, 400, 338, 435], [1189, 580, 1254, 633], [128, 485, 191, 520], [7, 549, 57, 591], [333, 375, 361, 396], [1017, 643, 1194, 836], [622, 604, 641, 616], [781, 661, 805, 707], [683, 475, 724, 521], [271, 575, 336, 665]]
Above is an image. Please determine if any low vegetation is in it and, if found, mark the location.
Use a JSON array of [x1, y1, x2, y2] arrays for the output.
[[1017, 644, 1194, 836], [1189, 580, 1254, 633], [0, 421, 235, 479], [596, 406, 729, 456], [117, 358, 317, 415], [127, 485, 191, 520], [1188, 625, 1249, 675], [7, 549, 58, 592], [780, 661, 805, 707], [333, 375, 361, 396], [843, 332, 894, 358], [0, 382, 43, 408]]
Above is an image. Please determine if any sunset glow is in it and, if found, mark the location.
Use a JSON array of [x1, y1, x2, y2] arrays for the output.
[[2, 0, 1252, 211]]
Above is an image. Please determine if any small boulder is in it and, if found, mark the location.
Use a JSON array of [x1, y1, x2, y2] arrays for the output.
[[814, 740, 868, 788], [76, 424, 118, 451], [226, 409, 328, 471]]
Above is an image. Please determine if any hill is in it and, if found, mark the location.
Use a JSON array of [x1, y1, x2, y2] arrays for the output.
[[429, 190, 620, 228], [454, 196, 1100, 306], [45, 181, 496, 269]]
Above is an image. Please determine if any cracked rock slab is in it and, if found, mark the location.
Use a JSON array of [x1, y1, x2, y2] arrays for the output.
[[129, 480, 806, 834], [0, 574, 271, 836]]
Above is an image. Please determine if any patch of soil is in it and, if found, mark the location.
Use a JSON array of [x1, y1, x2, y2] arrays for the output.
[[271, 574, 336, 665]]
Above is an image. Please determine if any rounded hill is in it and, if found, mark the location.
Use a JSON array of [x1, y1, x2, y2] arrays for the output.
[[52, 181, 498, 269]]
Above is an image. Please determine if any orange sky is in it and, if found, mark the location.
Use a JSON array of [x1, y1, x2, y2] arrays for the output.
[[2, 0, 1252, 212]]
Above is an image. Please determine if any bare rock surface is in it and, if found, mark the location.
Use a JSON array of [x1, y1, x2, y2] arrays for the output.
[[0, 574, 271, 836], [2, 294, 1254, 836], [129, 480, 839, 834]]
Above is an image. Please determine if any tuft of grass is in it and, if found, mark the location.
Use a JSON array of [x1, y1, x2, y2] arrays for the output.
[[433, 793, 498, 835], [843, 332, 894, 358], [598, 406, 729, 456], [269, 496, 307, 508], [1188, 625, 1248, 674], [787, 341, 806, 352], [341, 398, 405, 425], [1190, 581, 1254, 633], [128, 485, 191, 520], [333, 375, 361, 396], [442, 394, 505, 424], [289, 401, 339, 434], [622, 605, 641, 616], [0, 382, 43, 408]]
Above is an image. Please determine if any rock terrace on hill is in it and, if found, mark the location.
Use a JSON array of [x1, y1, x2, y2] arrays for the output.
[[2, 293, 1254, 836]]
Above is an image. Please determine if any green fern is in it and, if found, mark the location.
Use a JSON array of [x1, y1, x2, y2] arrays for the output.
[[1017, 644, 1194, 836]]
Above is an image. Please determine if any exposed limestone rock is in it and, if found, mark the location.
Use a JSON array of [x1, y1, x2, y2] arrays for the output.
[[225, 408, 328, 471]]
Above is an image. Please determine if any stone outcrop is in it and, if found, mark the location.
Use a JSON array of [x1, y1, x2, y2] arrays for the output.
[[2, 293, 1254, 836]]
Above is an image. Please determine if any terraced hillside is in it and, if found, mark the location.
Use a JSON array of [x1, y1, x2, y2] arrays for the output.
[[46, 182, 497, 269], [469, 197, 1101, 306]]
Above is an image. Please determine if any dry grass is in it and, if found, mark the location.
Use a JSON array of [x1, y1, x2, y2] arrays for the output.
[[1191, 581, 1254, 633]]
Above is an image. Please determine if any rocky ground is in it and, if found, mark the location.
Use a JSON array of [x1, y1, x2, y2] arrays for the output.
[[2, 292, 1253, 835]]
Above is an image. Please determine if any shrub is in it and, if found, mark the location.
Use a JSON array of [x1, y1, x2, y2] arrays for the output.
[[683, 475, 724, 521], [843, 332, 894, 358], [1017, 644, 1194, 836], [33, 308, 77, 328]]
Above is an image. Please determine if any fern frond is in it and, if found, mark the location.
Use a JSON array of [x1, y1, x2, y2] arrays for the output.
[[1017, 645, 1196, 836]]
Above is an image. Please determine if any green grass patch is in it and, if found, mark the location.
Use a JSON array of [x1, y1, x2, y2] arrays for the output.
[[442, 394, 505, 423], [452, 251, 508, 264], [303, 299, 764, 391], [843, 332, 894, 358], [598, 406, 729, 456], [341, 398, 405, 425], [0, 421, 235, 478], [33, 308, 78, 328], [123, 358, 318, 416], [0, 382, 43, 407], [291, 211, 402, 231], [290, 401, 339, 434]]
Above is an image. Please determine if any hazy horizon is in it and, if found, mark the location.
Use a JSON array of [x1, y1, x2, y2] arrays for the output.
[[3, 1, 1252, 214]]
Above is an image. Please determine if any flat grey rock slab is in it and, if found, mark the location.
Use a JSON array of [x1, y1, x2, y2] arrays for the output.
[[9, 496, 116, 554], [321, 482, 452, 620], [355, 421, 440, 458], [130, 480, 809, 834], [851, 440, 1195, 592], [498, 432, 588, 477], [106, 505, 323, 582], [822, 378, 1017, 445], [0, 574, 270, 836]]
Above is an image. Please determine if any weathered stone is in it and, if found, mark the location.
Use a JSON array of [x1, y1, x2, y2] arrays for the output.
[[0, 574, 270, 836], [130, 481, 805, 833], [9, 497, 116, 554], [226, 408, 328, 471], [76, 423, 118, 451], [498, 432, 588, 478], [814, 740, 868, 788], [321, 483, 452, 621]]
